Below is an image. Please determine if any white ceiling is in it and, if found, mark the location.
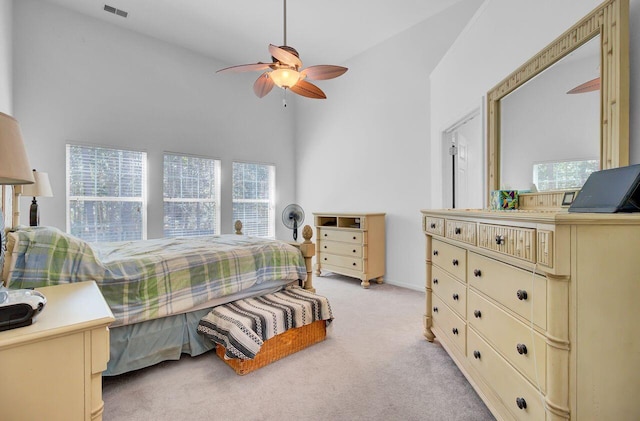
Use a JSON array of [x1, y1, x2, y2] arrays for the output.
[[39, 0, 467, 67]]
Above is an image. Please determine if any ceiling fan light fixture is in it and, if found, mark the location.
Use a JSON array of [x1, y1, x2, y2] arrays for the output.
[[270, 68, 300, 89]]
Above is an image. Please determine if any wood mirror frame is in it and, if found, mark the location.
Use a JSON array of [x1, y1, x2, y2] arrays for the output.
[[486, 0, 629, 208]]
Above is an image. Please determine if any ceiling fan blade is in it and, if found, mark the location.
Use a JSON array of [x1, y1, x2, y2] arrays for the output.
[[253, 73, 275, 98], [217, 62, 273, 73], [301, 65, 348, 81], [567, 77, 600, 94], [269, 44, 302, 68], [289, 80, 326, 99]]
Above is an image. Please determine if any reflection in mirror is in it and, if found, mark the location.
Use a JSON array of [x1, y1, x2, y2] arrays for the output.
[[500, 36, 600, 192]]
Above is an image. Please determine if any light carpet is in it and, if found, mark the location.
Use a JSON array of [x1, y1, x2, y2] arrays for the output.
[[103, 274, 494, 421]]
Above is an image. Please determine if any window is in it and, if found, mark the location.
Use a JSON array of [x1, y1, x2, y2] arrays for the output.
[[533, 159, 599, 191], [232, 162, 275, 237], [163, 153, 220, 237], [66, 144, 147, 242]]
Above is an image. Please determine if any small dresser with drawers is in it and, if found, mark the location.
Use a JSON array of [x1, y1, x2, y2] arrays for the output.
[[314, 212, 385, 288], [421, 209, 640, 420]]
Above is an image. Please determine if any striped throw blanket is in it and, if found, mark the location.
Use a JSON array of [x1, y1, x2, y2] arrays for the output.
[[197, 287, 333, 360], [6, 226, 307, 327]]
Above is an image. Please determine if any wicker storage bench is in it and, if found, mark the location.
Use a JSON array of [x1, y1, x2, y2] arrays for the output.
[[197, 287, 333, 375]]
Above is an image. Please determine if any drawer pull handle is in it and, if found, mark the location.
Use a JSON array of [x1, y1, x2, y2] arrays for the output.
[[324, 257, 328, 261], [324, 245, 327, 249], [352, 249, 356, 253], [353, 236, 357, 240], [452, 293, 459, 301], [433, 307, 438, 313], [452, 328, 459, 335], [473, 310, 481, 318], [454, 227, 461, 234], [495, 234, 505, 245], [433, 250, 439, 256], [473, 350, 481, 359], [516, 289, 528, 301], [324, 233, 328, 237], [433, 278, 438, 285], [516, 343, 528, 355], [516, 397, 527, 410], [473, 269, 482, 277], [452, 259, 459, 266], [352, 262, 357, 266], [430, 223, 436, 229]]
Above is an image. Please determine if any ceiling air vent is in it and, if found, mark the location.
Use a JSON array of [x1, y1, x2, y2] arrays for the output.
[[103, 4, 128, 18]]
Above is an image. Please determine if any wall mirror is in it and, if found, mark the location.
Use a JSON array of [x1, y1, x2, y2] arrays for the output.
[[486, 0, 629, 206]]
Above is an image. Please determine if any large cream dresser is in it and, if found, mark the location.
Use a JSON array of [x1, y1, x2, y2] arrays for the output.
[[314, 212, 385, 288], [421, 209, 640, 420], [0, 281, 115, 421]]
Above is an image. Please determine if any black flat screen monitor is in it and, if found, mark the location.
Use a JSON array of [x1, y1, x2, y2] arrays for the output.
[[568, 164, 640, 213]]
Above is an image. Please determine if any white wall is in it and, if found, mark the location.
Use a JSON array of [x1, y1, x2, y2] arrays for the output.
[[431, 0, 640, 207], [295, 0, 484, 290], [12, 0, 298, 239], [0, 0, 12, 113]]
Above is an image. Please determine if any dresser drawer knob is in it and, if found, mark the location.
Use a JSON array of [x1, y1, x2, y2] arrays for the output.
[[353, 236, 357, 240], [454, 227, 461, 235], [452, 259, 459, 266], [430, 223, 436, 229], [433, 250, 439, 256], [324, 257, 327, 261], [495, 234, 505, 245], [516, 289, 528, 301], [433, 278, 439, 285], [352, 262, 357, 266], [324, 233, 328, 237], [452, 293, 459, 301], [516, 397, 527, 410], [473, 269, 482, 277], [352, 249, 356, 253], [452, 328, 459, 335], [473, 310, 482, 318], [516, 343, 528, 355], [433, 307, 438, 313], [473, 350, 481, 359], [324, 245, 327, 249]]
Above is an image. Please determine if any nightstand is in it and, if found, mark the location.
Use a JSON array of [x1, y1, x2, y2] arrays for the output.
[[0, 281, 115, 421]]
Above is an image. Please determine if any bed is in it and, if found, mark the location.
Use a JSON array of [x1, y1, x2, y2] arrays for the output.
[[0, 221, 316, 375]]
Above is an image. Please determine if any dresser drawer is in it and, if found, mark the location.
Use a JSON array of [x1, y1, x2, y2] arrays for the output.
[[318, 252, 363, 271], [318, 228, 363, 244], [432, 265, 466, 318], [468, 252, 546, 330], [478, 223, 536, 262], [445, 219, 477, 245], [431, 239, 466, 281], [467, 329, 546, 420], [424, 216, 445, 236], [468, 291, 546, 390], [432, 294, 466, 355], [319, 240, 363, 258]]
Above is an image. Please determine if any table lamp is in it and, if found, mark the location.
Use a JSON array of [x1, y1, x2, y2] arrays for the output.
[[0, 112, 34, 276], [21, 169, 53, 226]]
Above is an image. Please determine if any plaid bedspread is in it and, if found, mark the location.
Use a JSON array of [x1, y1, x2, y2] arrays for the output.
[[197, 287, 333, 359], [6, 226, 307, 327]]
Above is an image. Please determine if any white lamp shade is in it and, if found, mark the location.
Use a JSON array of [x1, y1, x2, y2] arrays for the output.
[[0, 112, 35, 185], [21, 171, 53, 197], [270, 68, 301, 88]]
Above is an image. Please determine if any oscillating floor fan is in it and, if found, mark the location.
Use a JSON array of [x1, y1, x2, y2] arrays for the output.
[[282, 204, 304, 241]]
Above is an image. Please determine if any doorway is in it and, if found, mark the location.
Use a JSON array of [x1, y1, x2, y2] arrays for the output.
[[442, 110, 483, 209]]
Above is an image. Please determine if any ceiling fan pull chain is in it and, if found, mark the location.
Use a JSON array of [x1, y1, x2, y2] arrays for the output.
[[282, 90, 288, 108]]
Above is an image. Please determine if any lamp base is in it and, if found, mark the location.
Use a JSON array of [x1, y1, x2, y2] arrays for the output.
[[29, 197, 39, 226]]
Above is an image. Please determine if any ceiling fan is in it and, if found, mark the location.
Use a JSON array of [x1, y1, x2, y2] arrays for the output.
[[567, 77, 600, 94], [216, 0, 348, 100]]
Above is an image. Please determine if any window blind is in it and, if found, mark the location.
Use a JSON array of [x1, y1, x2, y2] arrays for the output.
[[66, 144, 147, 242], [232, 162, 275, 237], [163, 153, 220, 237]]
